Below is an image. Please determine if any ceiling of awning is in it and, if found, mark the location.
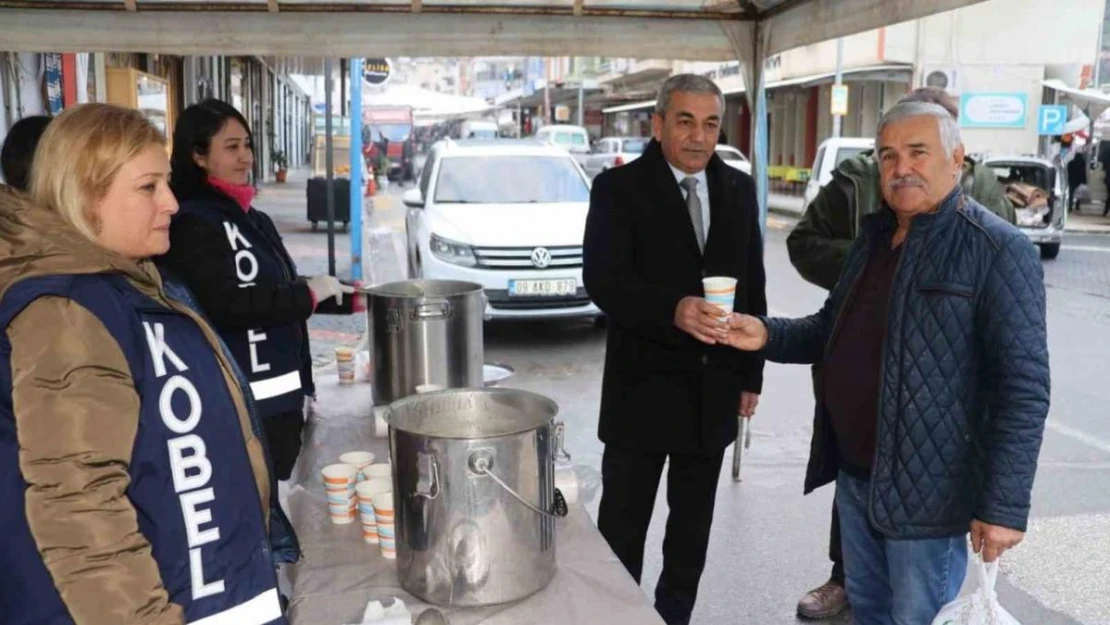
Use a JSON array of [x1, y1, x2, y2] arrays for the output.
[[0, 0, 989, 61]]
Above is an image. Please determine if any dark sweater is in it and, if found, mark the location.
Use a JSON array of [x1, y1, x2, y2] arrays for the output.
[[823, 240, 903, 474]]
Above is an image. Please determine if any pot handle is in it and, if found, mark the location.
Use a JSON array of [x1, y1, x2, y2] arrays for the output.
[[553, 421, 572, 466], [415, 451, 441, 500], [468, 451, 568, 519], [412, 299, 452, 320]]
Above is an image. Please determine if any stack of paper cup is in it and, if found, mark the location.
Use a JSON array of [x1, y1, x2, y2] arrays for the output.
[[702, 276, 738, 321], [339, 451, 375, 480], [336, 347, 356, 384], [373, 491, 396, 559], [355, 478, 392, 544], [365, 462, 392, 481], [322, 463, 359, 524]]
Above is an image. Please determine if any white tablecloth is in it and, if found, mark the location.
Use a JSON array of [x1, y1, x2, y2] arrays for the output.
[[285, 379, 664, 625]]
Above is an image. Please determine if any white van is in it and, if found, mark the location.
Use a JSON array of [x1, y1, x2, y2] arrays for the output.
[[803, 137, 876, 207], [535, 124, 591, 167], [460, 120, 499, 140]]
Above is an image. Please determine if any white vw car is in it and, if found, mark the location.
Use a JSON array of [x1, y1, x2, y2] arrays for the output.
[[402, 139, 600, 320]]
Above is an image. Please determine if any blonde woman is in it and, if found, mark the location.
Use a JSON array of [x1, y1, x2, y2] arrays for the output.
[[0, 103, 294, 625]]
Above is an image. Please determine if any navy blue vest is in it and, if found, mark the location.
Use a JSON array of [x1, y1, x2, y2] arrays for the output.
[[0, 274, 286, 625], [178, 199, 312, 418]]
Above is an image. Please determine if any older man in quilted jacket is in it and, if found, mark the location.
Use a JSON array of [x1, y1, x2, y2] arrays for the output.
[[724, 101, 1050, 625]]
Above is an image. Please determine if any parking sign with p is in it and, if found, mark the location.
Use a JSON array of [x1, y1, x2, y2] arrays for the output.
[[1037, 105, 1068, 136]]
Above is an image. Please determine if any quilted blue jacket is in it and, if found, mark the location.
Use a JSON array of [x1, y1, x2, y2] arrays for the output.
[[764, 187, 1050, 539]]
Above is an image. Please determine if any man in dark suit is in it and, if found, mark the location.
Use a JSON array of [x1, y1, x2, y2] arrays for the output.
[[583, 74, 767, 625]]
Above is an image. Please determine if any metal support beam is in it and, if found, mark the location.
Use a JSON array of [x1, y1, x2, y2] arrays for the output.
[[349, 57, 364, 281], [325, 57, 336, 277]]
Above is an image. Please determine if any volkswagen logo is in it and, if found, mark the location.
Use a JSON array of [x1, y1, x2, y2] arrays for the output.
[[531, 247, 552, 269]]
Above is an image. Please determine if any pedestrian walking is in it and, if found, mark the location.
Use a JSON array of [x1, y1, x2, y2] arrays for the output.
[[1067, 150, 1088, 212], [724, 102, 1050, 625], [582, 74, 766, 625]]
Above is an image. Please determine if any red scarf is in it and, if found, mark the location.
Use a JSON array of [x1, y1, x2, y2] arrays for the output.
[[207, 176, 256, 213]]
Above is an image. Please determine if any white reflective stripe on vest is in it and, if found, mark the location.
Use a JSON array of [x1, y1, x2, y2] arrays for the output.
[[188, 588, 282, 625], [249, 370, 302, 400]]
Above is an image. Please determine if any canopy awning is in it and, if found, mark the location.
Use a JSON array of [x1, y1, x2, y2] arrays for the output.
[[1042, 79, 1110, 119], [603, 63, 914, 114], [1, 0, 988, 61]]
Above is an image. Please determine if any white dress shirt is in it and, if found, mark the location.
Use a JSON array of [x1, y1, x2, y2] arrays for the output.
[[668, 162, 711, 239]]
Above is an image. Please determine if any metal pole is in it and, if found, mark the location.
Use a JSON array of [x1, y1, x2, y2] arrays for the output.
[[577, 81, 584, 126], [544, 80, 551, 126], [832, 37, 844, 139], [349, 58, 364, 281], [1095, 0, 1108, 89], [325, 58, 336, 277], [340, 59, 348, 117]]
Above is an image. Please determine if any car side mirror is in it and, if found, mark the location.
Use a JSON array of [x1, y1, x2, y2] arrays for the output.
[[403, 188, 424, 209]]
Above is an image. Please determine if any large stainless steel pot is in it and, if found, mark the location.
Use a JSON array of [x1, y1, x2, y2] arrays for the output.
[[367, 280, 484, 404], [387, 388, 566, 606]]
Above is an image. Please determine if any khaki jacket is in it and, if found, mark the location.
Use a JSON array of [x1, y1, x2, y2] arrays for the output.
[[0, 186, 272, 625]]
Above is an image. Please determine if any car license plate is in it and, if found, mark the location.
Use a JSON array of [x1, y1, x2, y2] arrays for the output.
[[508, 279, 577, 297]]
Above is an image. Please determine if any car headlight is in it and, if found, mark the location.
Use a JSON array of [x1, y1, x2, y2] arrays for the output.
[[429, 234, 477, 267], [1015, 205, 1050, 227]]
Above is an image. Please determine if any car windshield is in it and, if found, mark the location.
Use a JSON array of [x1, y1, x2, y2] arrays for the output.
[[553, 132, 588, 146], [621, 139, 647, 153], [434, 155, 590, 204], [717, 148, 747, 162]]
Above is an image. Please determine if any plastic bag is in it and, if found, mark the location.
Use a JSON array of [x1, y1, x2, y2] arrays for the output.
[[931, 555, 1021, 625]]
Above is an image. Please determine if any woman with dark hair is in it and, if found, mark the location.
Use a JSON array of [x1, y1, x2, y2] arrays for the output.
[[160, 99, 355, 481]]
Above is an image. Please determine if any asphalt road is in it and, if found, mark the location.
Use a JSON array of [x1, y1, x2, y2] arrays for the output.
[[260, 173, 1110, 625]]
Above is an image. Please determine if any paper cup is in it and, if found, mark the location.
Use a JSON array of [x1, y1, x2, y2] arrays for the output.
[[322, 463, 358, 524], [554, 467, 579, 505], [373, 491, 394, 518], [336, 346, 356, 384], [365, 463, 392, 480], [322, 463, 359, 487], [339, 451, 375, 478], [702, 276, 738, 320], [357, 478, 392, 500]]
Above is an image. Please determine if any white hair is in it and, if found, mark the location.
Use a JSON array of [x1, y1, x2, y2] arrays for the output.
[[876, 101, 962, 156], [654, 74, 725, 117]]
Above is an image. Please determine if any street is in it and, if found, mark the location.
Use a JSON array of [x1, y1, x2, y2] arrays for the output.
[[262, 175, 1110, 625]]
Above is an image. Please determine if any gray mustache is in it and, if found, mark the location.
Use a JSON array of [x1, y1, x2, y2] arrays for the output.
[[890, 176, 926, 190]]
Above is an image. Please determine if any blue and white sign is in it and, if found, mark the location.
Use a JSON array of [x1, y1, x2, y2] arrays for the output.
[[1036, 105, 1069, 135], [959, 93, 1028, 129]]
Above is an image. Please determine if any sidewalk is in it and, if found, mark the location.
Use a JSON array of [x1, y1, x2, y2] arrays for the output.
[[769, 192, 1110, 234]]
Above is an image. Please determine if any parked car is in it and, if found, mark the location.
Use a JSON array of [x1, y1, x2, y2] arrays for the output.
[[402, 139, 600, 320], [460, 119, 499, 139], [583, 136, 648, 178], [803, 137, 875, 207], [715, 144, 752, 175], [535, 124, 591, 168], [981, 155, 1067, 259]]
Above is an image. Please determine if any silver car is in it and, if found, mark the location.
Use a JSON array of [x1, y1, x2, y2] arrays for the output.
[[981, 155, 1067, 259], [584, 137, 648, 178]]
